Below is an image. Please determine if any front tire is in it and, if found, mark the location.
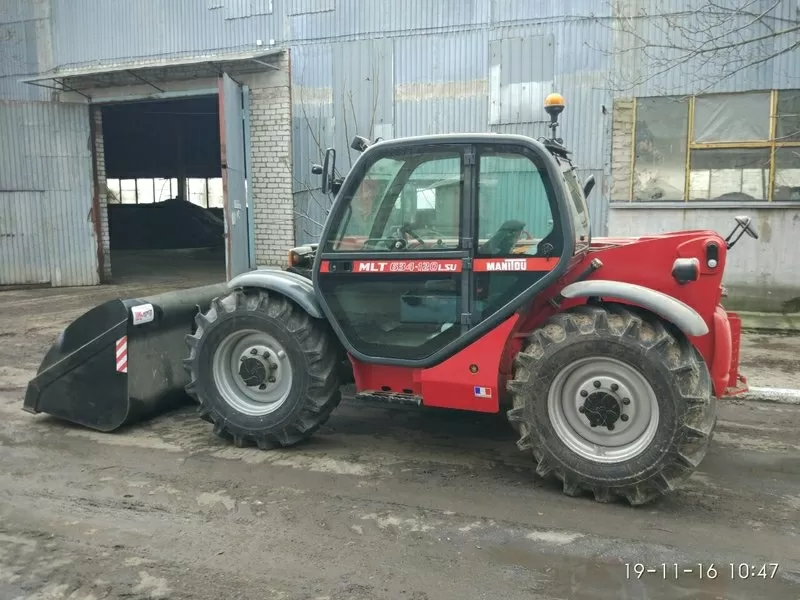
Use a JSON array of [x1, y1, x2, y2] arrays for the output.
[[184, 289, 342, 449], [507, 303, 715, 505]]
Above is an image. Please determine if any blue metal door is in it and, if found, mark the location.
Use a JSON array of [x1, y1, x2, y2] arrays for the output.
[[218, 73, 250, 279]]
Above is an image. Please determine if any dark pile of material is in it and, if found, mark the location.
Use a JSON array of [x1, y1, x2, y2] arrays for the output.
[[108, 199, 225, 250]]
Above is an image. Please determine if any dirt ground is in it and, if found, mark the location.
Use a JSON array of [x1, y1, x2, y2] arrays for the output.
[[1, 267, 799, 600]]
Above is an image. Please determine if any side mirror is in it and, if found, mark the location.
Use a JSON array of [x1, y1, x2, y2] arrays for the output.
[[583, 175, 596, 199], [321, 148, 336, 194], [725, 214, 759, 249], [735, 215, 758, 239], [350, 135, 371, 153]]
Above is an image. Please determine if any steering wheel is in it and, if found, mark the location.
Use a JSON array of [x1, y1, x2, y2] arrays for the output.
[[401, 223, 445, 249], [361, 237, 406, 251]]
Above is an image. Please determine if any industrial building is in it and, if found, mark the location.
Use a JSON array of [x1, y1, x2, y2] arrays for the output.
[[1, 0, 798, 311]]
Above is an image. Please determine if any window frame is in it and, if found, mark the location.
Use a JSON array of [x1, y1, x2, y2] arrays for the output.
[[628, 89, 800, 203]]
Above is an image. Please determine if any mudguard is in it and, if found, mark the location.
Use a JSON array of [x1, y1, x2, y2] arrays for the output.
[[23, 283, 229, 432], [560, 279, 709, 337], [228, 268, 322, 318]]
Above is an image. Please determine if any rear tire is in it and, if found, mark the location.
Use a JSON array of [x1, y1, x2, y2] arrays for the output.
[[507, 303, 715, 506], [184, 289, 342, 449]]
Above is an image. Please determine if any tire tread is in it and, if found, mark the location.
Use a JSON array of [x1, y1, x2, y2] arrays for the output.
[[507, 303, 716, 506], [184, 289, 342, 449]]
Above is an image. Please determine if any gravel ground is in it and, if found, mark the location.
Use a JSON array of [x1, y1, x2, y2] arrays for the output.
[[1, 271, 799, 600]]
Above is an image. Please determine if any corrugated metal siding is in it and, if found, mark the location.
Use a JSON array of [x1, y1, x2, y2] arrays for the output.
[[394, 30, 488, 137], [290, 0, 489, 43], [0, 191, 50, 284], [288, 0, 335, 16], [331, 38, 394, 160], [0, 0, 50, 101], [289, 4, 615, 243], [291, 43, 334, 243], [0, 101, 99, 286], [394, 30, 487, 85], [488, 34, 555, 126], [14, 0, 793, 247], [50, 0, 281, 69], [0, 76, 48, 101]]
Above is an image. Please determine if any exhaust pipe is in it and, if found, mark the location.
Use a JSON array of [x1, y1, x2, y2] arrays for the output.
[[23, 283, 228, 432]]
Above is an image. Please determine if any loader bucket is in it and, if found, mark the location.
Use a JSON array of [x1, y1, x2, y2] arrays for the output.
[[23, 283, 229, 432]]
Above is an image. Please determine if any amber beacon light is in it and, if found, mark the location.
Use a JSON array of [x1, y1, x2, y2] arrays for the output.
[[544, 92, 565, 114]]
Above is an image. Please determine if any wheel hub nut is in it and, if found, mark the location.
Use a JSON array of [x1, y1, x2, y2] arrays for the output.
[[581, 391, 623, 429], [239, 357, 268, 387], [238, 345, 279, 388]]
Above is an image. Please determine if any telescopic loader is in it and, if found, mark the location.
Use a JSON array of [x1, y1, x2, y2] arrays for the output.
[[24, 94, 756, 505]]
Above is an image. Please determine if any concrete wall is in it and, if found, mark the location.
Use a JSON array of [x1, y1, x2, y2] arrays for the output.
[[609, 205, 800, 312]]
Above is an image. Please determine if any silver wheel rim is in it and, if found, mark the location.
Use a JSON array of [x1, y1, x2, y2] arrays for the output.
[[547, 356, 660, 464], [212, 329, 293, 416]]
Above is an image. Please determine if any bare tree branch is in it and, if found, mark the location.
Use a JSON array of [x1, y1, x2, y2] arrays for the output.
[[291, 48, 382, 242], [595, 0, 799, 93]]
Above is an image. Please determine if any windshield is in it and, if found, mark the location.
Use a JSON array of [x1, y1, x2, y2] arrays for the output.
[[562, 167, 591, 252]]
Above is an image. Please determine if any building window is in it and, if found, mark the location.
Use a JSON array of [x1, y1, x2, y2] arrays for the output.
[[105, 177, 225, 208], [632, 96, 689, 201], [629, 90, 800, 202]]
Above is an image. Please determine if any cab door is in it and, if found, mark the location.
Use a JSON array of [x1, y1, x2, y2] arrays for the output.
[[469, 142, 566, 326], [314, 142, 474, 363]]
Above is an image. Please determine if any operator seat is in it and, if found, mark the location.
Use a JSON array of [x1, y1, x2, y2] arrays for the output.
[[479, 219, 526, 256]]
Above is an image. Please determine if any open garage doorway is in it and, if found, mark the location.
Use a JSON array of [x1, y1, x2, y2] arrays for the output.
[[101, 95, 228, 284]]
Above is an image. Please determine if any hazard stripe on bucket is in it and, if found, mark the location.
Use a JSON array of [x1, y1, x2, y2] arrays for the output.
[[116, 336, 128, 373]]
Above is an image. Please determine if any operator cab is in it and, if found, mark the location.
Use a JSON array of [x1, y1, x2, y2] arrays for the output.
[[312, 94, 592, 366]]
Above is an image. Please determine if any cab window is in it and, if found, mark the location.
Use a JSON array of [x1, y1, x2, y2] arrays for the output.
[[476, 151, 557, 257], [473, 148, 562, 324], [327, 151, 463, 252]]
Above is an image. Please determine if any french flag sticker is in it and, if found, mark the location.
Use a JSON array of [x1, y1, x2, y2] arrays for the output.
[[474, 386, 492, 399]]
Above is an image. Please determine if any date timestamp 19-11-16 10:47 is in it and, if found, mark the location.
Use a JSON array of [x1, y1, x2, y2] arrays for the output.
[[625, 563, 780, 580]]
